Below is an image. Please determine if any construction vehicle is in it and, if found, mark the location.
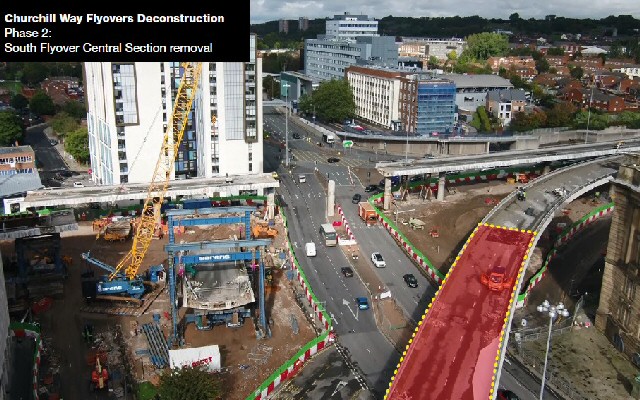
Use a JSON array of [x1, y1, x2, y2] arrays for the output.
[[101, 220, 132, 242], [480, 265, 514, 292], [409, 218, 425, 230], [358, 202, 378, 225], [429, 226, 440, 238], [89, 354, 109, 392], [516, 173, 529, 184], [252, 223, 278, 239], [81, 63, 202, 303]]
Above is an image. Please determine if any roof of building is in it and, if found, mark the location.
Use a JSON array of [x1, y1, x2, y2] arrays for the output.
[[0, 173, 42, 198], [281, 70, 323, 84], [487, 89, 527, 102], [443, 74, 513, 89], [0, 145, 35, 155]]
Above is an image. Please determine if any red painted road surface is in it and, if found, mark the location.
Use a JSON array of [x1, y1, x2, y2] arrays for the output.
[[387, 225, 534, 400]]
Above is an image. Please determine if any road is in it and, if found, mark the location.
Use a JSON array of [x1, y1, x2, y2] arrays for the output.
[[265, 107, 559, 399], [278, 169, 398, 396], [23, 124, 70, 188]]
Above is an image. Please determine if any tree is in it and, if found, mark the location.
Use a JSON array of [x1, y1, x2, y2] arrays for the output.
[[63, 100, 86, 120], [262, 75, 280, 100], [461, 32, 509, 61], [569, 65, 584, 80], [29, 91, 55, 116], [20, 63, 48, 86], [305, 79, 355, 123], [50, 112, 79, 137], [510, 110, 547, 132], [546, 47, 565, 56], [64, 127, 89, 164], [470, 106, 492, 132], [428, 56, 440, 69], [535, 58, 550, 74], [0, 111, 24, 146], [157, 366, 223, 400], [509, 13, 520, 22], [10, 94, 29, 111], [545, 102, 576, 127]]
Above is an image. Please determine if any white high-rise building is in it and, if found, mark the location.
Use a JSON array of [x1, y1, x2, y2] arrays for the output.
[[325, 12, 379, 43], [84, 34, 262, 186]]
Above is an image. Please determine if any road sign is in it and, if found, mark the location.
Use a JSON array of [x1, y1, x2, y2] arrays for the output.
[[343, 140, 354, 148]]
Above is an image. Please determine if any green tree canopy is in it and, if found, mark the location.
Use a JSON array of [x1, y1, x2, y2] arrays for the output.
[[510, 110, 547, 132], [569, 65, 584, 80], [10, 94, 29, 111], [470, 106, 492, 132], [64, 127, 89, 164], [535, 58, 550, 74], [546, 47, 565, 56], [0, 111, 24, 146], [545, 102, 576, 127], [262, 75, 281, 100], [29, 91, 55, 116], [461, 32, 509, 61], [62, 100, 86, 120], [300, 79, 355, 123], [157, 366, 223, 400], [20, 63, 48, 86], [50, 112, 79, 137]]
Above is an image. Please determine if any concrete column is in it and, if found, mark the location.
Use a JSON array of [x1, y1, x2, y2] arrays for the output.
[[436, 173, 446, 201], [383, 177, 392, 210], [542, 162, 551, 175], [486, 142, 490, 154], [327, 180, 335, 217], [267, 193, 275, 220]]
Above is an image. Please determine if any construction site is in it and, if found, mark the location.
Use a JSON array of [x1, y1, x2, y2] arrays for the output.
[[1, 64, 315, 400]]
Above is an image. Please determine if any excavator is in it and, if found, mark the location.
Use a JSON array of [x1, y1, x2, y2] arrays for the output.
[[90, 356, 109, 392], [82, 62, 203, 303]]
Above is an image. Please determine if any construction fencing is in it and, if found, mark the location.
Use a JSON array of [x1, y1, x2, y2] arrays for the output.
[[246, 197, 333, 400]]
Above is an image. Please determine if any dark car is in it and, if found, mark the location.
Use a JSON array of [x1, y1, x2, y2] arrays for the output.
[[49, 139, 58, 146], [403, 273, 418, 288], [59, 170, 73, 177], [364, 184, 377, 192], [356, 297, 369, 310], [352, 193, 362, 204], [292, 133, 301, 139], [341, 267, 354, 277], [327, 157, 340, 163]]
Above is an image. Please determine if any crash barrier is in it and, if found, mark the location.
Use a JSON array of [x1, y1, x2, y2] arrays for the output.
[[515, 202, 615, 308], [336, 204, 356, 242], [10, 322, 42, 400], [247, 197, 333, 400]]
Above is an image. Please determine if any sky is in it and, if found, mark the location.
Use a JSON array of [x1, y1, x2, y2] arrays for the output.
[[249, 0, 640, 24]]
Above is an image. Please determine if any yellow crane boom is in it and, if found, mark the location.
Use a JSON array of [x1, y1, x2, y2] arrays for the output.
[[108, 62, 203, 281]]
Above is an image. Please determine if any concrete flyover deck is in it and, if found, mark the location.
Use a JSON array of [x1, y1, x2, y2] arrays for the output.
[[386, 155, 622, 400], [19, 173, 279, 212]]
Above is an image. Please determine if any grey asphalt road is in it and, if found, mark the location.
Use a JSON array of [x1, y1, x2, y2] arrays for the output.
[[277, 168, 399, 397], [24, 124, 68, 171]]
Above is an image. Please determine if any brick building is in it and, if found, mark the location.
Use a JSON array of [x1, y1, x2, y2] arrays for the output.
[[0, 146, 35, 175], [597, 155, 640, 362]]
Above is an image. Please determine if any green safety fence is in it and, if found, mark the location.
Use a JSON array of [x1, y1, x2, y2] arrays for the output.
[[516, 202, 615, 307], [246, 196, 332, 400]]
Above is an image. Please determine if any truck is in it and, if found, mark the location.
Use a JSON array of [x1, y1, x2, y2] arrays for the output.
[[322, 133, 335, 144], [358, 202, 378, 226]]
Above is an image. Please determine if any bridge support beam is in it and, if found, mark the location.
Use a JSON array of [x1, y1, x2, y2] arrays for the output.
[[383, 177, 392, 210], [437, 173, 446, 201]]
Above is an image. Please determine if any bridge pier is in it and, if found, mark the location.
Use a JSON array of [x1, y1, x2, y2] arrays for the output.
[[437, 173, 446, 201], [383, 177, 392, 210], [543, 162, 551, 175]]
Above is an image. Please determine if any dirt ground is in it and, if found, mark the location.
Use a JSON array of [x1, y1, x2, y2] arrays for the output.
[[1, 214, 315, 400]]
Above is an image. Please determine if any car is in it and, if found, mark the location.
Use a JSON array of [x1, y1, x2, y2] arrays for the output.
[[299, 175, 306, 183], [59, 170, 73, 177], [364, 184, 377, 192], [49, 139, 58, 146], [403, 273, 418, 288], [371, 252, 386, 268], [352, 193, 362, 204], [497, 389, 520, 400], [341, 267, 354, 277], [292, 133, 301, 139], [356, 297, 369, 310], [327, 157, 340, 163], [73, 182, 85, 188]]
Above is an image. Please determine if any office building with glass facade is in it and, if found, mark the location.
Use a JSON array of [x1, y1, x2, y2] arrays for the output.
[[400, 76, 456, 134]]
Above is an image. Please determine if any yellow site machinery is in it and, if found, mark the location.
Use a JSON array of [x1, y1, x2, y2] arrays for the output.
[[82, 62, 202, 301]]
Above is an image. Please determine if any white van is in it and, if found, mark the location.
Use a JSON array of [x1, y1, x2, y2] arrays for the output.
[[305, 242, 316, 257], [299, 175, 306, 183]]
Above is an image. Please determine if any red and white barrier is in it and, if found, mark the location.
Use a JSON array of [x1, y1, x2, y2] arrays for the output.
[[336, 205, 356, 242]]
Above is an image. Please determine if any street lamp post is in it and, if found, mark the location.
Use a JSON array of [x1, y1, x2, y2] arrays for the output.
[[282, 82, 291, 167], [584, 86, 594, 144], [537, 300, 570, 400], [405, 130, 409, 165]]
